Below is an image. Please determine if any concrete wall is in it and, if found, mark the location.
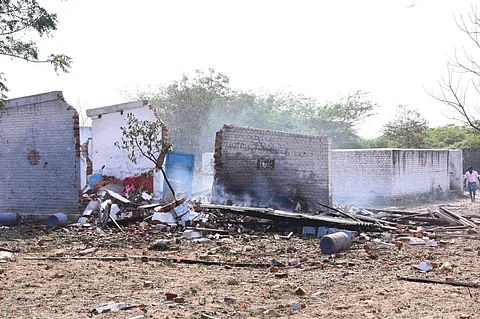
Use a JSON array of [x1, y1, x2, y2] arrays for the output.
[[0, 91, 80, 218], [391, 150, 449, 196], [333, 149, 394, 205], [332, 149, 460, 205], [86, 100, 165, 198], [448, 150, 463, 192], [212, 125, 332, 209]]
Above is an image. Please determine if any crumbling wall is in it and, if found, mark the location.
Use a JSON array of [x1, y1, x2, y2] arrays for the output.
[[86, 100, 166, 198], [212, 125, 332, 209], [332, 149, 453, 206], [0, 91, 81, 218]]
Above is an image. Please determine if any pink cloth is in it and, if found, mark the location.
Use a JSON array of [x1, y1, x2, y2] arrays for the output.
[[465, 170, 479, 183]]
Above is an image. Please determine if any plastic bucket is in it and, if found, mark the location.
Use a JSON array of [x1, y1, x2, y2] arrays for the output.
[[0, 212, 21, 226], [47, 213, 68, 228], [320, 232, 352, 255]]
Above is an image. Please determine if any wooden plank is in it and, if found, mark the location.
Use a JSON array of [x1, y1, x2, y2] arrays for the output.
[[440, 207, 477, 228], [201, 204, 389, 232]]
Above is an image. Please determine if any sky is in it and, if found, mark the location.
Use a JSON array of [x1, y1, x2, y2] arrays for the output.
[[2, 0, 477, 137]]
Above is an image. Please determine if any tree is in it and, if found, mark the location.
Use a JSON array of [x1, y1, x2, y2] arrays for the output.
[[430, 5, 480, 132], [302, 91, 377, 148], [134, 69, 377, 159], [114, 113, 176, 199], [425, 124, 480, 149], [0, 0, 72, 108], [382, 105, 428, 148], [136, 68, 231, 162]]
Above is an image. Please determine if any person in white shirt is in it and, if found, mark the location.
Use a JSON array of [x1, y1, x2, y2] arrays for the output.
[[464, 166, 480, 202]]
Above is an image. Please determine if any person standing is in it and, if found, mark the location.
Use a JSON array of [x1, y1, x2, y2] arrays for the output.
[[464, 166, 480, 202]]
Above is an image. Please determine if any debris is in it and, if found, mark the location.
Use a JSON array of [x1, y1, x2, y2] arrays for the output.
[[295, 287, 306, 296], [201, 204, 388, 232], [292, 302, 305, 310], [173, 297, 185, 303], [223, 296, 236, 304], [106, 189, 131, 203], [165, 292, 178, 300], [418, 261, 433, 272], [263, 309, 281, 317], [0, 251, 13, 263], [90, 301, 138, 314], [199, 296, 206, 305], [397, 276, 480, 288], [274, 273, 288, 279], [78, 247, 98, 256]]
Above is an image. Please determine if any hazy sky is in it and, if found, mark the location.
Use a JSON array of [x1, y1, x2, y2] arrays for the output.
[[2, 0, 477, 137]]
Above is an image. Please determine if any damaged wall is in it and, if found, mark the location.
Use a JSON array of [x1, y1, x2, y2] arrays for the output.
[[86, 100, 166, 198], [79, 126, 92, 190], [212, 125, 332, 209], [0, 91, 81, 218], [332, 149, 461, 205]]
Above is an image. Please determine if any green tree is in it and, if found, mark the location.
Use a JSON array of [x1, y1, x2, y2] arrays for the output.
[[136, 69, 231, 161], [0, 0, 72, 107], [425, 124, 480, 149], [382, 105, 428, 148], [302, 91, 377, 148], [114, 113, 176, 199], [134, 69, 377, 159]]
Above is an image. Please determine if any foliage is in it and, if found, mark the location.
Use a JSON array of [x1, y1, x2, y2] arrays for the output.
[[133, 69, 377, 159], [0, 0, 71, 108], [425, 124, 480, 149], [115, 113, 172, 168], [302, 91, 377, 148], [381, 105, 428, 148], [430, 5, 480, 133]]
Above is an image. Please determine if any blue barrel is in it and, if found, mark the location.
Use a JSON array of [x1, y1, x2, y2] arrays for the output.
[[0, 213, 21, 226], [320, 232, 352, 254], [47, 213, 68, 228]]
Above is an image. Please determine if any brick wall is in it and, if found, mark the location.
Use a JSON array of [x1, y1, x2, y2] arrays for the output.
[[212, 125, 332, 209], [0, 91, 80, 218], [332, 149, 453, 205], [333, 149, 394, 205], [391, 150, 449, 195]]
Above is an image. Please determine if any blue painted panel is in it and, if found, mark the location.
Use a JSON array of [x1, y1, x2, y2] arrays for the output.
[[163, 152, 195, 198]]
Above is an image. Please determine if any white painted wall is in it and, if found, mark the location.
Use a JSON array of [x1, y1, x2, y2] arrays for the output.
[[332, 149, 394, 205], [332, 149, 459, 205], [391, 150, 449, 196], [87, 101, 164, 198]]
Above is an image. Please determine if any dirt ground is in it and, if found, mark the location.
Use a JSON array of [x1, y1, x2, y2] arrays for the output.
[[1, 199, 480, 319]]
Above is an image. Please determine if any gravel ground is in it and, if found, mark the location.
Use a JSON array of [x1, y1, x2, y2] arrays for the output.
[[0, 199, 479, 319]]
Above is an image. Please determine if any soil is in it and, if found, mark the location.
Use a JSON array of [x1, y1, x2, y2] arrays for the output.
[[0, 199, 480, 319]]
